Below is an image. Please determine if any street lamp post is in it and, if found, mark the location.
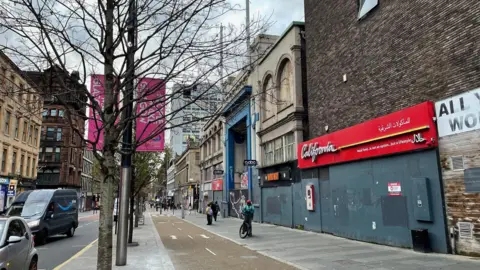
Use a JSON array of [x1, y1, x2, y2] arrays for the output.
[[116, 0, 136, 265]]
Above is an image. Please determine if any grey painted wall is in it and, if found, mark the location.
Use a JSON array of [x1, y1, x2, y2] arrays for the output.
[[323, 150, 448, 253], [261, 186, 293, 227]]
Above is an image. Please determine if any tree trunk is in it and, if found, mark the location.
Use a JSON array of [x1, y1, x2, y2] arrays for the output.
[[96, 151, 116, 269], [134, 195, 140, 227], [96, 1, 116, 267], [128, 189, 134, 243]]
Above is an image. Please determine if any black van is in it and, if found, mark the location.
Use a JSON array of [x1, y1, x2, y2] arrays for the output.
[[6, 189, 79, 245]]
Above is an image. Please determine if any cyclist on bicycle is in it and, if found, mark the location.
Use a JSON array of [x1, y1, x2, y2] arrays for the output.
[[242, 200, 254, 236]]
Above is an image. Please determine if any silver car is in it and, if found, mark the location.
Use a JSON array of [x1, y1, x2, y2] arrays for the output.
[[0, 217, 38, 270]]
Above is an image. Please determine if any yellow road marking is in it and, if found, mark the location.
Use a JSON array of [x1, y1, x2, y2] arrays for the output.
[[53, 238, 98, 270]]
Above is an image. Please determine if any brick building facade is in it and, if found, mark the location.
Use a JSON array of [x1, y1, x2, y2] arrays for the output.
[[25, 67, 87, 189], [304, 0, 480, 138], [304, 0, 480, 254]]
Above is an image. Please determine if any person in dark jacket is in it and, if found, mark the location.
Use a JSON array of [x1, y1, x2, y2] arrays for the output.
[[212, 201, 219, 221]]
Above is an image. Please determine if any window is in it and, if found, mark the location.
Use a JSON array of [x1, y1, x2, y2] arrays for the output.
[[55, 148, 61, 162], [9, 75, 15, 96], [50, 109, 57, 117], [26, 157, 30, 177], [195, 152, 200, 161], [34, 127, 39, 146], [45, 147, 53, 161], [28, 125, 33, 144], [56, 128, 62, 141], [7, 220, 26, 238], [22, 121, 27, 142], [59, 110, 64, 117], [31, 158, 36, 176], [278, 60, 292, 110], [11, 151, 16, 174], [4, 111, 11, 135], [1, 148, 7, 173], [19, 154, 24, 174], [264, 142, 274, 166], [274, 137, 284, 163], [262, 75, 275, 119], [358, 0, 378, 19], [42, 110, 48, 118], [46, 127, 55, 140], [284, 133, 295, 161], [14, 117, 19, 138]]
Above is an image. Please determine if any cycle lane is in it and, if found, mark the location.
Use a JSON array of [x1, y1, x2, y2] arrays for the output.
[[152, 215, 297, 270]]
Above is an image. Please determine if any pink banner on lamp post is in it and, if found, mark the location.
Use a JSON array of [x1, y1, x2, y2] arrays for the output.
[[136, 78, 166, 152], [88, 75, 105, 150]]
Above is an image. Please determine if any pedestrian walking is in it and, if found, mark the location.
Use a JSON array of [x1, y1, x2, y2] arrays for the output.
[[93, 200, 98, 214], [206, 202, 213, 225], [213, 201, 219, 221]]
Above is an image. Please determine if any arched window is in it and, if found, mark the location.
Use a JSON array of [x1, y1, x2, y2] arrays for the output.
[[277, 59, 292, 111], [262, 75, 275, 119]]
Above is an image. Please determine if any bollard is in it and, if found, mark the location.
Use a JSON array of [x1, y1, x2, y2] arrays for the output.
[[181, 205, 185, 219]]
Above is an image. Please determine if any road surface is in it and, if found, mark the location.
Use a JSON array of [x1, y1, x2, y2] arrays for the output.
[[37, 213, 99, 270]]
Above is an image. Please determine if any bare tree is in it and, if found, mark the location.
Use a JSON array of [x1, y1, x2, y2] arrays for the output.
[[0, 0, 269, 268]]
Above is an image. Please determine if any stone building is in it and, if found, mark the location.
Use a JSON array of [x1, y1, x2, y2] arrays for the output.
[[0, 51, 43, 209], [251, 22, 308, 224], [199, 116, 224, 212], [174, 145, 201, 208]]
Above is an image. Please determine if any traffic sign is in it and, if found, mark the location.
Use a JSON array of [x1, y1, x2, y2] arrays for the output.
[[243, 160, 257, 166], [213, 170, 224, 175]]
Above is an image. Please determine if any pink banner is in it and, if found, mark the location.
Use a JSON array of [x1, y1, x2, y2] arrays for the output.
[[136, 78, 166, 152], [88, 75, 105, 150]]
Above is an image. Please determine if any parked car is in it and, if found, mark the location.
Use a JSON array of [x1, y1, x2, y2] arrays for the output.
[[0, 216, 38, 270], [6, 189, 78, 245]]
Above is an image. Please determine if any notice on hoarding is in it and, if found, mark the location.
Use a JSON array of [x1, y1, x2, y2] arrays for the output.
[[388, 182, 401, 196]]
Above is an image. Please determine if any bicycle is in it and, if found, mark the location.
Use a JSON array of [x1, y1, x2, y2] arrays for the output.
[[239, 213, 252, 239]]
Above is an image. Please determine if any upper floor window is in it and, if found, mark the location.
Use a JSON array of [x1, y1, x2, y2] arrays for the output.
[[263, 133, 296, 166], [277, 60, 293, 111], [50, 109, 57, 117], [46, 127, 56, 140], [4, 110, 11, 135], [358, 0, 378, 19], [262, 75, 275, 120]]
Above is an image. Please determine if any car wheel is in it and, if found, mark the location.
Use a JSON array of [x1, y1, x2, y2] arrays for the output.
[[66, 226, 75, 237], [29, 256, 38, 270]]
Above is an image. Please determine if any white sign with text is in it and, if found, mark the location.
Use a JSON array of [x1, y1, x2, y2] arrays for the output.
[[435, 88, 480, 137]]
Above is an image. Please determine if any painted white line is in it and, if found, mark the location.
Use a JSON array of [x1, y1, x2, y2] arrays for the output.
[[157, 221, 166, 224], [188, 235, 193, 239], [205, 247, 216, 256], [200, 234, 209, 239], [177, 227, 182, 231], [171, 235, 177, 240]]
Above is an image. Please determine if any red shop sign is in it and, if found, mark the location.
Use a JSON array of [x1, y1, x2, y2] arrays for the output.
[[297, 102, 438, 169], [212, 179, 223, 191]]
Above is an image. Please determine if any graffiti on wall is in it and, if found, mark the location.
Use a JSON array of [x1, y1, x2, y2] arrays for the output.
[[229, 189, 248, 218]]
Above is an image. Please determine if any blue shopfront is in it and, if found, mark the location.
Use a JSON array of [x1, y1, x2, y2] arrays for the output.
[[0, 177, 10, 212], [222, 86, 257, 218]]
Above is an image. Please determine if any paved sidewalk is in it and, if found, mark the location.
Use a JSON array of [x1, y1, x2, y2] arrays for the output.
[[172, 211, 480, 270], [57, 209, 174, 269]]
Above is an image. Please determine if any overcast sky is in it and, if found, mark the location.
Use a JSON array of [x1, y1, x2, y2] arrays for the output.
[[227, 0, 304, 35]]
